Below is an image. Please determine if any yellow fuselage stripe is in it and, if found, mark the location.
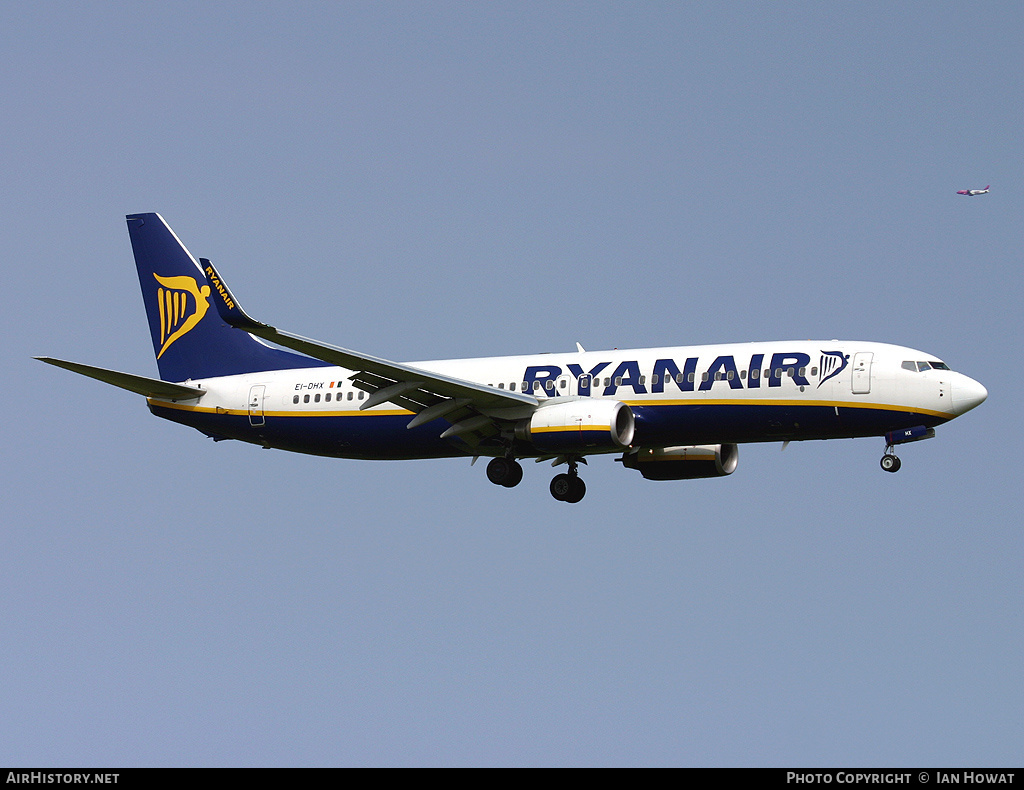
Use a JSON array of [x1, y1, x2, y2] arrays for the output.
[[622, 398, 952, 419], [148, 397, 952, 421]]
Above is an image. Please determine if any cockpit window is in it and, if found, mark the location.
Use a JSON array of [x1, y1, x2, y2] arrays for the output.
[[903, 360, 951, 372]]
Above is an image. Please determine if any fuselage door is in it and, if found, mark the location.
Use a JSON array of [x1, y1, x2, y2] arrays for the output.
[[851, 353, 873, 394], [248, 384, 266, 426]]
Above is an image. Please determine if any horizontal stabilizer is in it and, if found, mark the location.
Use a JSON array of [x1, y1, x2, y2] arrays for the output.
[[35, 357, 204, 399]]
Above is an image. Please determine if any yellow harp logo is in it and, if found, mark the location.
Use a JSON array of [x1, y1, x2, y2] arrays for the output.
[[153, 273, 212, 359]]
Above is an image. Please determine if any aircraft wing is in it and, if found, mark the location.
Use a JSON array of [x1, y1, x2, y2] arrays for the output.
[[200, 259, 539, 447], [36, 357, 204, 399]]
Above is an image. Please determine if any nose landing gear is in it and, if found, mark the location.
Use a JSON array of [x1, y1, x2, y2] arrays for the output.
[[879, 426, 935, 473], [880, 450, 901, 473]]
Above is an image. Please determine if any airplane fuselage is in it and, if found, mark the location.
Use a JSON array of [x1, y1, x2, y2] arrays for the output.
[[149, 339, 984, 460]]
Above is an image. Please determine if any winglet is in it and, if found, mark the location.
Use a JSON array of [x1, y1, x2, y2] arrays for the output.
[[199, 258, 266, 331]]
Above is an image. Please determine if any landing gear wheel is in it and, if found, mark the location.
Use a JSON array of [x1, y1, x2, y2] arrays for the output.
[[880, 454, 901, 473], [564, 476, 586, 503], [550, 473, 572, 501], [487, 457, 523, 487], [503, 460, 523, 488], [550, 473, 586, 503]]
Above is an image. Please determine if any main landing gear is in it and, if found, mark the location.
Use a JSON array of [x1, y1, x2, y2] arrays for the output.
[[485, 455, 587, 502], [549, 458, 586, 503], [550, 472, 586, 503], [486, 456, 523, 488]]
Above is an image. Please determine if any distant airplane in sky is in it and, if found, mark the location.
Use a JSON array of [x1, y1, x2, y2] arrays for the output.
[[957, 185, 990, 196], [38, 214, 988, 502]]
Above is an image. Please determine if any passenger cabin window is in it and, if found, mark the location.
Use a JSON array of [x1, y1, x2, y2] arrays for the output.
[[293, 395, 300, 404]]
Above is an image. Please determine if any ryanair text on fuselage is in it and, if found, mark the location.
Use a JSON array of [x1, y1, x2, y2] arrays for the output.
[[522, 351, 846, 397]]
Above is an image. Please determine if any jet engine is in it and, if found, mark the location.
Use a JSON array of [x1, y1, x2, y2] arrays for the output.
[[516, 398, 635, 453], [621, 444, 739, 481]]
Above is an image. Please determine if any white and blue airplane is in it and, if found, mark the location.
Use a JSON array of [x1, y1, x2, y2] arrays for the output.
[[38, 213, 987, 502]]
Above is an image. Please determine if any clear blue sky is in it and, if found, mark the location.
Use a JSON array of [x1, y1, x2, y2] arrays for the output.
[[2, 1, 1021, 766]]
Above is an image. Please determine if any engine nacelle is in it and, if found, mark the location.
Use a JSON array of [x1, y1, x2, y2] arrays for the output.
[[621, 444, 739, 481], [516, 398, 635, 453]]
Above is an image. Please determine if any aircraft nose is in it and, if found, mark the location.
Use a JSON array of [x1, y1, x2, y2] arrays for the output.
[[952, 375, 988, 415]]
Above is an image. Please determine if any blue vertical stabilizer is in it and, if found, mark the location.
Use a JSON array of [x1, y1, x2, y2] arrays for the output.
[[126, 213, 327, 381]]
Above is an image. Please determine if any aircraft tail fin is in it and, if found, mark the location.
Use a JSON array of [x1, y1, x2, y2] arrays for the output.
[[126, 213, 327, 381]]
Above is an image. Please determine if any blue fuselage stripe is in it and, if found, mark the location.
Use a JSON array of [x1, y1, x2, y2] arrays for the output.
[[150, 400, 949, 460]]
